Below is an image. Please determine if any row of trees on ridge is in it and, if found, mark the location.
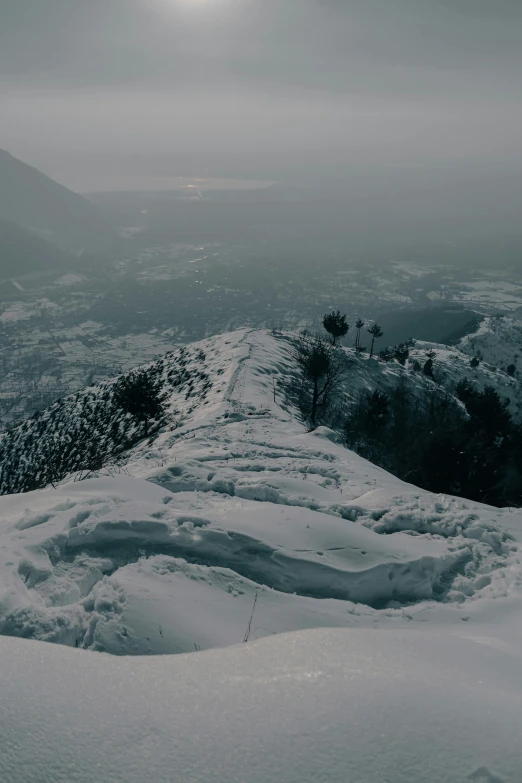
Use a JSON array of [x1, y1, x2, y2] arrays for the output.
[[322, 311, 384, 358]]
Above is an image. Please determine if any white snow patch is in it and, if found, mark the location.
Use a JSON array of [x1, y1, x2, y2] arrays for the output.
[[0, 627, 521, 782]]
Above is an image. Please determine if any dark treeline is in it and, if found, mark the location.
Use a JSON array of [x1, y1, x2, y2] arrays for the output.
[[345, 378, 522, 508], [319, 309, 522, 507]]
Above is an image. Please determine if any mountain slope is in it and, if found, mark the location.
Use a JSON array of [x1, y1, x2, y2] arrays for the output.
[[0, 327, 521, 781], [3, 326, 520, 497], [0, 218, 71, 278], [0, 328, 519, 655], [457, 314, 522, 375], [344, 334, 522, 421], [0, 149, 112, 253]]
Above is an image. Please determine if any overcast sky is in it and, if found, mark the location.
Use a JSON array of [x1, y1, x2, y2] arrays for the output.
[[1, 0, 521, 190]]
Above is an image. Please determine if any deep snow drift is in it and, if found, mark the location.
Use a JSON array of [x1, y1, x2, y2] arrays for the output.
[[0, 328, 521, 781]]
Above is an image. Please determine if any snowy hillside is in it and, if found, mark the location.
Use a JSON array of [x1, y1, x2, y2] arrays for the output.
[[340, 333, 520, 419], [3, 322, 521, 497], [1, 328, 522, 781], [0, 328, 520, 651], [404, 338, 522, 421], [0, 333, 227, 494], [458, 314, 522, 375]]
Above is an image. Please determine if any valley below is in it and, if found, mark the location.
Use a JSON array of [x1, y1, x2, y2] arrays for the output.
[[2, 159, 522, 783], [2, 229, 522, 428]]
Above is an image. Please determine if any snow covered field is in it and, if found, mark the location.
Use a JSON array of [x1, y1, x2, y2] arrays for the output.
[[2, 626, 521, 783], [0, 329, 521, 781]]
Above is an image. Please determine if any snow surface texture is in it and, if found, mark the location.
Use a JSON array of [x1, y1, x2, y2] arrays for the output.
[[1, 627, 521, 783], [1, 328, 522, 781], [0, 329, 520, 655]]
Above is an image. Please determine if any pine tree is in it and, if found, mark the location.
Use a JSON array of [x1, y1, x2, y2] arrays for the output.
[[363, 390, 390, 436], [293, 333, 345, 425], [322, 311, 349, 346], [355, 319, 365, 349], [394, 343, 410, 366], [367, 324, 383, 358], [423, 358, 434, 377], [113, 370, 166, 436], [423, 349, 436, 378]]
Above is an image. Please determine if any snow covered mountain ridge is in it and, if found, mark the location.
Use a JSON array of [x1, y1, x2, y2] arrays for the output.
[[0, 327, 520, 654], [1, 327, 522, 782], [2, 318, 520, 496]]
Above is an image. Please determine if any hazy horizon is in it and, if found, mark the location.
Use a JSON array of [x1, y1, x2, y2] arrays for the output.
[[2, 0, 521, 194]]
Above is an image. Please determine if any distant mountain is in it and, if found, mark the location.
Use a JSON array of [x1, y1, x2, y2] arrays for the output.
[[0, 218, 70, 278], [0, 149, 113, 253]]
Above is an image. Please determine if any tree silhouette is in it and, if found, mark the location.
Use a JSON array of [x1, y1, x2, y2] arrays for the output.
[[363, 390, 390, 436], [394, 343, 410, 366], [293, 333, 345, 425], [367, 324, 383, 358], [113, 370, 166, 436], [423, 349, 436, 378], [423, 359, 434, 377], [355, 319, 365, 349], [346, 375, 522, 507], [322, 311, 349, 345]]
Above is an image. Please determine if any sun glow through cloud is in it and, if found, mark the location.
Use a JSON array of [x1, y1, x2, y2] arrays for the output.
[[167, 0, 225, 9], [157, 0, 232, 23]]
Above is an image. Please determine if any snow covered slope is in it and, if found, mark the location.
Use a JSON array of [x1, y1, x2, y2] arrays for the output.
[[0, 331, 235, 494], [1, 328, 522, 781], [458, 314, 522, 375], [340, 332, 522, 421], [0, 329, 520, 655], [2, 322, 520, 497]]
